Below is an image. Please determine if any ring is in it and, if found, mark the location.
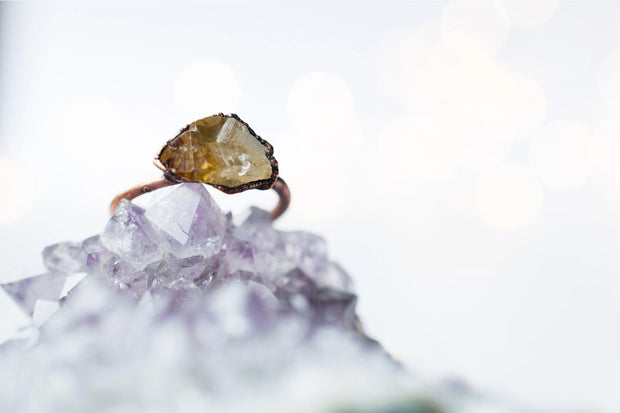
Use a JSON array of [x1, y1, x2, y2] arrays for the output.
[[110, 113, 291, 220]]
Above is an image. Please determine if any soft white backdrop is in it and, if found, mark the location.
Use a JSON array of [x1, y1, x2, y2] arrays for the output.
[[1, 1, 619, 411]]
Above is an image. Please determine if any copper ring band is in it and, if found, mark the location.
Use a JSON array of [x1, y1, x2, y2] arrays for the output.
[[110, 176, 290, 221]]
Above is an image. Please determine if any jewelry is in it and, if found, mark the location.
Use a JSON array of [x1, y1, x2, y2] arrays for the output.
[[110, 113, 290, 220]]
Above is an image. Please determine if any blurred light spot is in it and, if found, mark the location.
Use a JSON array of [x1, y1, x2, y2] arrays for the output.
[[376, 25, 441, 105], [58, 98, 129, 164], [415, 43, 547, 143], [173, 60, 241, 121], [283, 72, 363, 220], [415, 41, 534, 170], [377, 115, 462, 186], [507, 74, 548, 140], [599, 49, 620, 110], [0, 157, 35, 225], [495, 0, 560, 26], [418, 42, 515, 125], [529, 121, 598, 190], [134, 105, 181, 146], [53, 100, 180, 202], [441, 0, 510, 52], [596, 116, 620, 191], [52, 98, 148, 203], [476, 164, 543, 230], [287, 71, 359, 144], [377, 27, 548, 174]]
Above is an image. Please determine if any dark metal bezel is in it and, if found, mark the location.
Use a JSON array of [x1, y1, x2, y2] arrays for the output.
[[154, 113, 279, 194]]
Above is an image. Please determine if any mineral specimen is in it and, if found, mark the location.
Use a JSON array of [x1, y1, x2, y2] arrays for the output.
[[159, 115, 274, 188], [0, 183, 515, 413]]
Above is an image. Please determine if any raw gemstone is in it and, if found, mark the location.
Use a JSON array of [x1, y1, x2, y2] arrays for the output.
[[223, 236, 258, 275], [81, 235, 104, 254], [322, 262, 354, 293], [144, 185, 201, 245], [280, 231, 329, 281], [145, 183, 228, 259], [146, 260, 199, 292], [169, 255, 210, 280], [159, 115, 273, 188], [274, 268, 358, 330], [1, 271, 67, 315], [100, 200, 163, 270], [42, 242, 87, 274]]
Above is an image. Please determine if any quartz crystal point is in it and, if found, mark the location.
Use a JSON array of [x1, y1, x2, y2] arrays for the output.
[[144, 183, 228, 258], [100, 200, 163, 270], [1, 271, 67, 316], [0, 183, 517, 413], [42, 242, 86, 274]]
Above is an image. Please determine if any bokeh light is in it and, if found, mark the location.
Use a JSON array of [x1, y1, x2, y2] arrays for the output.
[[476, 164, 543, 230], [599, 48, 620, 111], [496, 0, 560, 27], [377, 115, 462, 186], [377, 21, 547, 176], [596, 116, 620, 191], [0, 157, 35, 226], [173, 60, 242, 121], [529, 121, 598, 190], [282, 71, 364, 220], [441, 0, 509, 52]]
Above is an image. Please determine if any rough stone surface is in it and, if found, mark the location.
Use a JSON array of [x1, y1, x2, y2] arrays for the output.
[[0, 184, 519, 413], [159, 115, 273, 188]]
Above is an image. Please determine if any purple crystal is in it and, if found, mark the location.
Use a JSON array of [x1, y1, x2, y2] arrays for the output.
[[273, 268, 357, 328], [235, 207, 279, 249], [223, 236, 258, 275], [81, 235, 104, 254], [100, 200, 163, 269], [144, 183, 228, 259], [1, 271, 67, 315], [102, 255, 141, 283], [170, 255, 209, 280], [321, 262, 354, 293], [280, 231, 329, 280], [42, 242, 87, 274], [84, 248, 113, 277]]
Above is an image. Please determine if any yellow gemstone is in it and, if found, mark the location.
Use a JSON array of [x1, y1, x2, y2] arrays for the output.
[[159, 116, 274, 188]]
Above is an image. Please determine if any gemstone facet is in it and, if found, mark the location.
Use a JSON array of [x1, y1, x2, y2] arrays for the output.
[[158, 115, 275, 191]]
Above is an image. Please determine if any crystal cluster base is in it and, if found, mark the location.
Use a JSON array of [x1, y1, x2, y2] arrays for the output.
[[0, 183, 514, 413]]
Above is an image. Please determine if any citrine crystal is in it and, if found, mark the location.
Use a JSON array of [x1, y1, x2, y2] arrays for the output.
[[158, 115, 274, 188]]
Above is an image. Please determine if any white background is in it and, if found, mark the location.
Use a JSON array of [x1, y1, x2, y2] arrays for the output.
[[1, 1, 620, 411]]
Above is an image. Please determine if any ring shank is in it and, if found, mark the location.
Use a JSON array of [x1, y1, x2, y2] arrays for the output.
[[270, 178, 290, 220], [109, 177, 290, 220]]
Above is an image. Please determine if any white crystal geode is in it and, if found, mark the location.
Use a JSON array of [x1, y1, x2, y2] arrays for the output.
[[0, 183, 513, 413]]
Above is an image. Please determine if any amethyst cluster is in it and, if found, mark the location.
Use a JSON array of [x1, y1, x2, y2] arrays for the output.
[[0, 184, 505, 413], [4, 184, 361, 337]]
